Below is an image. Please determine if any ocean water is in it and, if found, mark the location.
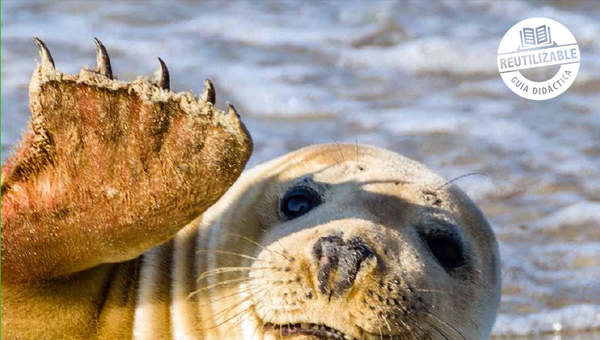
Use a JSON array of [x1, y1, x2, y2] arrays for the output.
[[1, 1, 599, 338]]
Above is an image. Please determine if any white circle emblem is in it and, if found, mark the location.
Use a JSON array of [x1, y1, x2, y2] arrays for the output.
[[497, 17, 580, 100]]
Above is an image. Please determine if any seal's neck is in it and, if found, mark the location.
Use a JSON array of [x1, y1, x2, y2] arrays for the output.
[[131, 220, 250, 340]]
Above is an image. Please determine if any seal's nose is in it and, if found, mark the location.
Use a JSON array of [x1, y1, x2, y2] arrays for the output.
[[312, 235, 374, 296]]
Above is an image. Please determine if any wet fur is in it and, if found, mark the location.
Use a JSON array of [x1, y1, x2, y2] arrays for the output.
[[1, 40, 252, 339]]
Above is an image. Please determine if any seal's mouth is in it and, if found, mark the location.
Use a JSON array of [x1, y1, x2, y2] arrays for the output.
[[264, 322, 356, 340]]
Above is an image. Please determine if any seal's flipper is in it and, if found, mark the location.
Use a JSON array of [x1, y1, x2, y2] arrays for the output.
[[0, 38, 253, 282]]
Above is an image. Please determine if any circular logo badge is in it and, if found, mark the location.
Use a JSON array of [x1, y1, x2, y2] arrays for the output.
[[497, 17, 580, 100]]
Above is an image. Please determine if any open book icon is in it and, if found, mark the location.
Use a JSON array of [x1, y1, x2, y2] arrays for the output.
[[520, 25, 553, 48]]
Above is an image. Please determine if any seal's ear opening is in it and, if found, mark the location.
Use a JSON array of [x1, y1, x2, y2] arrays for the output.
[[1, 37, 253, 282]]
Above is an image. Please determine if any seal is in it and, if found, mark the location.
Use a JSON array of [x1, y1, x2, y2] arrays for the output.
[[1, 39, 501, 340], [188, 143, 502, 340]]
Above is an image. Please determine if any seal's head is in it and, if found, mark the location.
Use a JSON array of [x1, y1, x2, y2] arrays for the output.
[[200, 144, 501, 340]]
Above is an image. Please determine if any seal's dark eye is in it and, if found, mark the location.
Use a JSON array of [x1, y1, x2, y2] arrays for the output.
[[420, 230, 465, 271], [280, 186, 321, 220]]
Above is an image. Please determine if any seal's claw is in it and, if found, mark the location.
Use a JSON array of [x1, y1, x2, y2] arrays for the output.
[[200, 79, 216, 104], [32, 37, 55, 70], [93, 37, 113, 79], [226, 102, 239, 117], [156, 57, 170, 90]]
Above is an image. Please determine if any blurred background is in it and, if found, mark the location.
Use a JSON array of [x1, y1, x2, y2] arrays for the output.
[[2, 1, 599, 339]]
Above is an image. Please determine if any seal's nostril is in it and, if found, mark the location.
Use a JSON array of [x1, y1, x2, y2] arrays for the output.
[[312, 235, 375, 297], [312, 235, 343, 294]]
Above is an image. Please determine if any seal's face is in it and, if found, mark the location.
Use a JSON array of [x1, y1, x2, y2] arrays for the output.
[[203, 144, 500, 340]]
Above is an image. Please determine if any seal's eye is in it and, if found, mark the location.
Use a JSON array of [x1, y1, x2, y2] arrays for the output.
[[420, 230, 465, 271], [280, 186, 321, 220]]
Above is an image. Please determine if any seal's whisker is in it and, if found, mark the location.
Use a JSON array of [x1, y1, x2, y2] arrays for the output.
[[390, 301, 428, 339], [395, 317, 415, 340], [374, 302, 393, 335], [210, 291, 263, 322], [259, 226, 295, 262], [436, 171, 489, 190], [211, 288, 268, 317], [192, 283, 265, 305], [437, 314, 467, 340], [197, 276, 264, 291], [425, 319, 453, 340], [206, 306, 251, 331], [423, 311, 465, 340], [414, 288, 447, 294], [196, 249, 274, 263], [332, 140, 346, 164], [404, 321, 419, 340], [225, 232, 292, 262], [354, 137, 359, 163], [225, 310, 256, 335], [196, 266, 275, 282], [377, 324, 383, 340], [187, 277, 264, 299], [206, 290, 268, 330]]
